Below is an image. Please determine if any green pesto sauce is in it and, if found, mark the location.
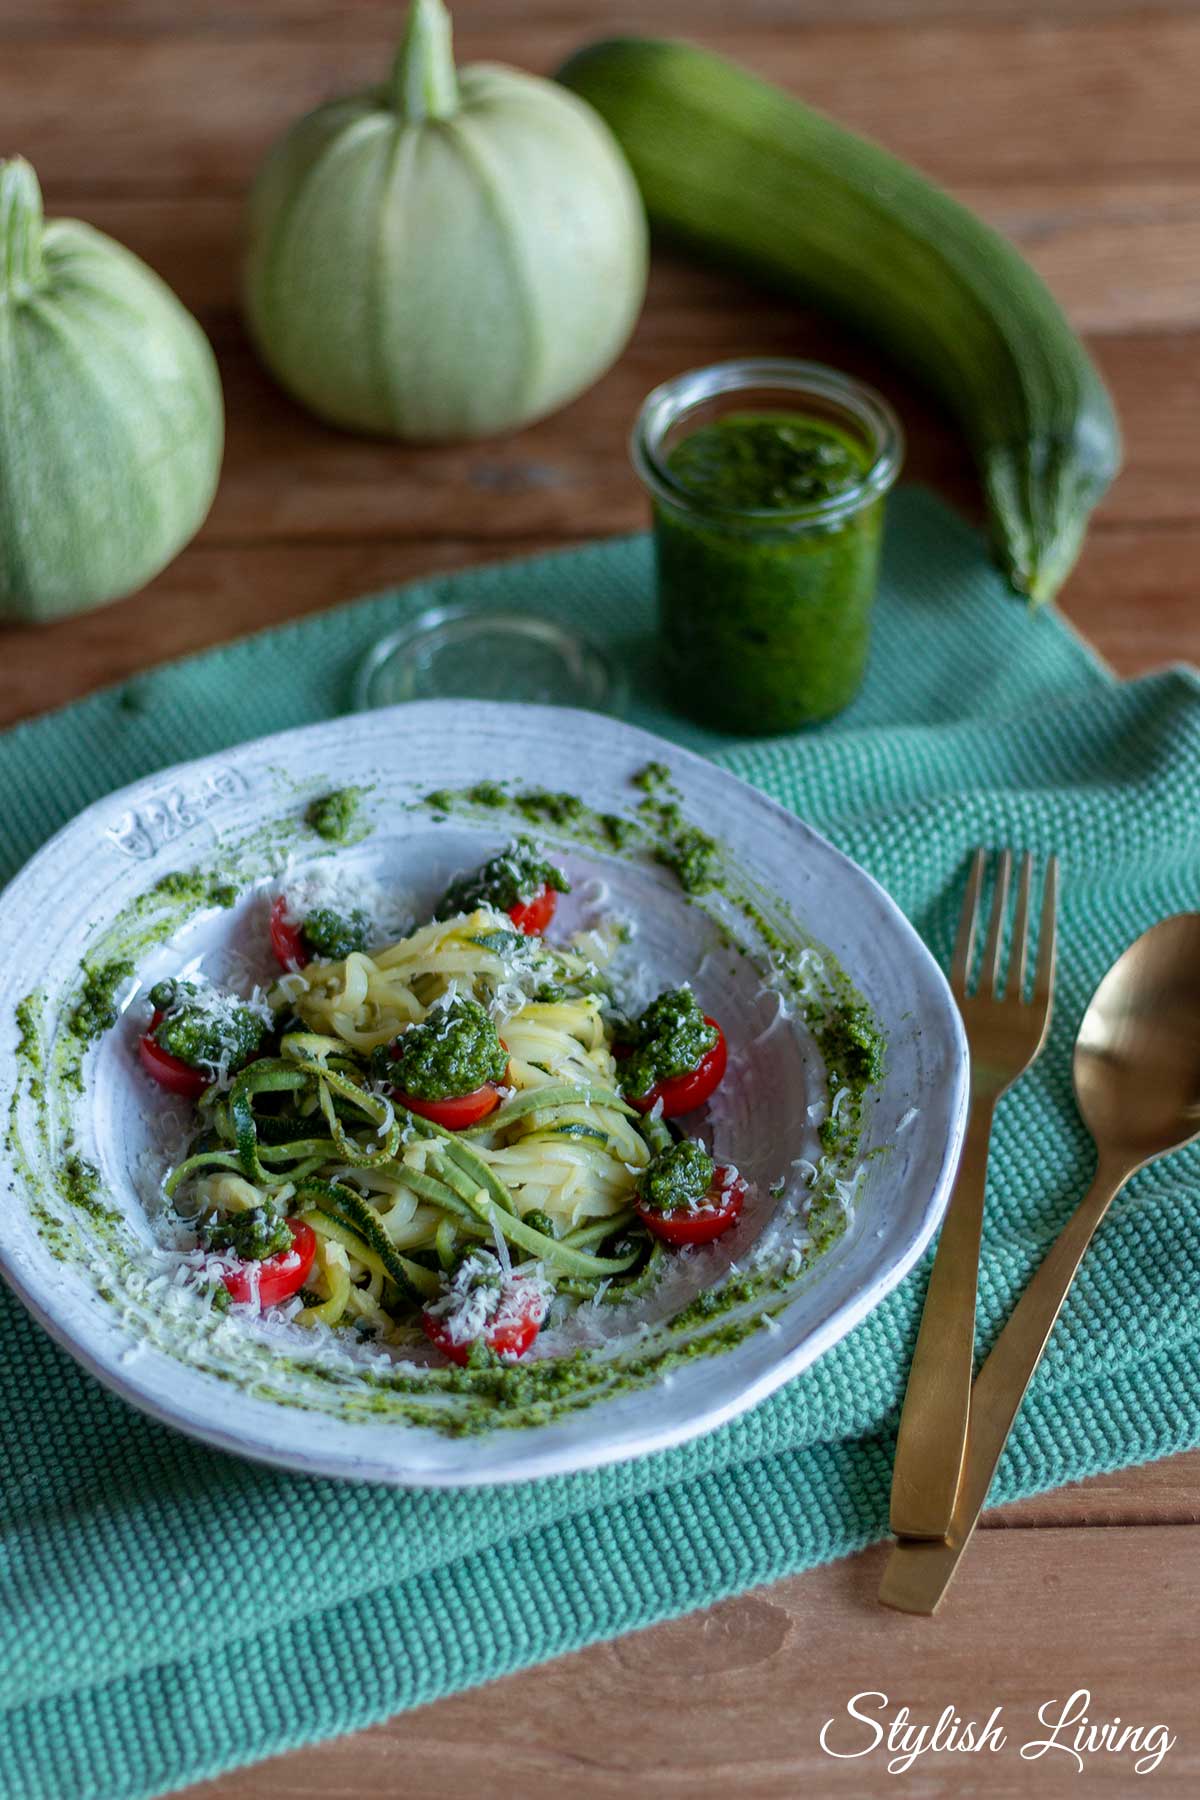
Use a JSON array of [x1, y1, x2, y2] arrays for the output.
[[60, 1152, 121, 1225], [436, 837, 569, 919], [203, 1205, 290, 1261], [303, 905, 370, 960], [15, 995, 43, 1105], [153, 869, 238, 909], [654, 411, 886, 734], [812, 998, 886, 1157], [631, 764, 723, 896], [463, 780, 508, 809], [306, 788, 363, 842], [599, 812, 636, 850], [668, 413, 864, 512], [381, 995, 508, 1100], [148, 980, 266, 1072], [632, 761, 672, 793], [617, 987, 718, 1101], [639, 1140, 714, 1213], [69, 959, 134, 1042], [512, 787, 585, 828], [654, 825, 721, 896]]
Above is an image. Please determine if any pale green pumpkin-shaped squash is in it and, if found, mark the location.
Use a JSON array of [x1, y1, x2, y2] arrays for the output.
[[244, 0, 648, 440], [0, 159, 223, 622]]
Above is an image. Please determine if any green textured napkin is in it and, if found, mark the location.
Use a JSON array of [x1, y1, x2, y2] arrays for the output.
[[2, 488, 1199, 1800]]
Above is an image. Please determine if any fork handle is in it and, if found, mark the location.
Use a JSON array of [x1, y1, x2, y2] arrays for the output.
[[879, 1158, 1127, 1613], [889, 1094, 997, 1540]]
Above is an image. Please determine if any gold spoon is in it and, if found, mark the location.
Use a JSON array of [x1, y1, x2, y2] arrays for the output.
[[880, 913, 1200, 1613]]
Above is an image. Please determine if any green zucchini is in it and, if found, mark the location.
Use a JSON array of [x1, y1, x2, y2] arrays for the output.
[[557, 37, 1120, 603]]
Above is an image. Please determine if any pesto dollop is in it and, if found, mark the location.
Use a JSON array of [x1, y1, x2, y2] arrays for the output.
[[437, 837, 569, 918], [638, 1139, 715, 1213], [70, 959, 135, 1042], [382, 995, 508, 1099], [154, 870, 238, 910], [654, 825, 721, 896], [302, 905, 370, 960], [818, 998, 885, 1089], [305, 788, 361, 842], [617, 987, 717, 1100], [813, 998, 886, 1154], [148, 979, 267, 1073], [202, 1205, 291, 1262], [652, 410, 889, 733]]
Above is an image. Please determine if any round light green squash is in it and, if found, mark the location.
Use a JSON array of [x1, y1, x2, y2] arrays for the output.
[[0, 159, 224, 623], [243, 0, 648, 440]]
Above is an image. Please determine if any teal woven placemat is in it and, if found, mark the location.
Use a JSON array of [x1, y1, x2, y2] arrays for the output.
[[3, 487, 1199, 1800]]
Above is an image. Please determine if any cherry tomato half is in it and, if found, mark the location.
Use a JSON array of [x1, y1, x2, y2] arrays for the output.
[[626, 1017, 728, 1119], [221, 1217, 317, 1308], [507, 884, 557, 936], [138, 1013, 210, 1100], [269, 895, 309, 970], [637, 1165, 747, 1248], [422, 1278, 545, 1365], [392, 1084, 502, 1129]]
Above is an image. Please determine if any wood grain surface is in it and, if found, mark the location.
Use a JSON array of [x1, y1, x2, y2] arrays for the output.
[[4, 1, 1198, 1793]]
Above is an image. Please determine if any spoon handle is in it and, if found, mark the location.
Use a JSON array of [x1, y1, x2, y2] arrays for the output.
[[879, 1158, 1127, 1614]]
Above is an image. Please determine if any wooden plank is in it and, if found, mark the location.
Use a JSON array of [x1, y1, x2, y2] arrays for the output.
[[9, 16, 1200, 197], [193, 1519, 1200, 1800], [12, 0, 1190, 40], [0, 537, 512, 729], [1056, 520, 1200, 680], [983, 1448, 1200, 1527], [953, 179, 1200, 335]]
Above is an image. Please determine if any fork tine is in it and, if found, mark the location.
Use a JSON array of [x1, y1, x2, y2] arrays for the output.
[[950, 849, 987, 996], [1010, 851, 1034, 999], [980, 849, 1013, 997], [1034, 855, 1060, 1006]]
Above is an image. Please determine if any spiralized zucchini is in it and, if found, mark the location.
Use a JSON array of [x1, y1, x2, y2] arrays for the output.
[[167, 903, 662, 1337]]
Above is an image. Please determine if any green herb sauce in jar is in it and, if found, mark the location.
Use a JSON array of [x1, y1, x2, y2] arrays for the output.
[[633, 361, 903, 735]]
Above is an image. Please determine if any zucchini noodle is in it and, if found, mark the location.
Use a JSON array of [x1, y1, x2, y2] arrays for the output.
[[165, 903, 663, 1339]]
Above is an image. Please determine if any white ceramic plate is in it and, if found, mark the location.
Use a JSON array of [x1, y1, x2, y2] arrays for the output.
[[0, 702, 967, 1485]]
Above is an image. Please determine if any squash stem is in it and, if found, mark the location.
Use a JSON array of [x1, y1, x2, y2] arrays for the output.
[[0, 158, 45, 295], [391, 0, 459, 122]]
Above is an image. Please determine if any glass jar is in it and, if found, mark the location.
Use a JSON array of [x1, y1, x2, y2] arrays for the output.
[[632, 358, 903, 734]]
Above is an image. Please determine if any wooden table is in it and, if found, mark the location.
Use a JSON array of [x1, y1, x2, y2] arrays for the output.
[[8, 3, 1200, 1794]]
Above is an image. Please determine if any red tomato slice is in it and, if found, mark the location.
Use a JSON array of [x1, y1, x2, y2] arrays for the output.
[[221, 1217, 317, 1308], [507, 885, 557, 935], [626, 1017, 728, 1118], [138, 1013, 210, 1100], [422, 1278, 545, 1365], [269, 895, 309, 970], [637, 1166, 747, 1247], [393, 1084, 501, 1128]]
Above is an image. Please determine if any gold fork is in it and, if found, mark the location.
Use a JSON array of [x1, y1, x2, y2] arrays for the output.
[[887, 848, 1059, 1544]]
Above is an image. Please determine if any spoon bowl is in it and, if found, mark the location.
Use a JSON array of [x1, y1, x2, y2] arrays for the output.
[[1074, 913, 1200, 1169]]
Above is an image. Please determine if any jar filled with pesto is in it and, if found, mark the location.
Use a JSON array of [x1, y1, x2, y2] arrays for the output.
[[632, 359, 903, 733]]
